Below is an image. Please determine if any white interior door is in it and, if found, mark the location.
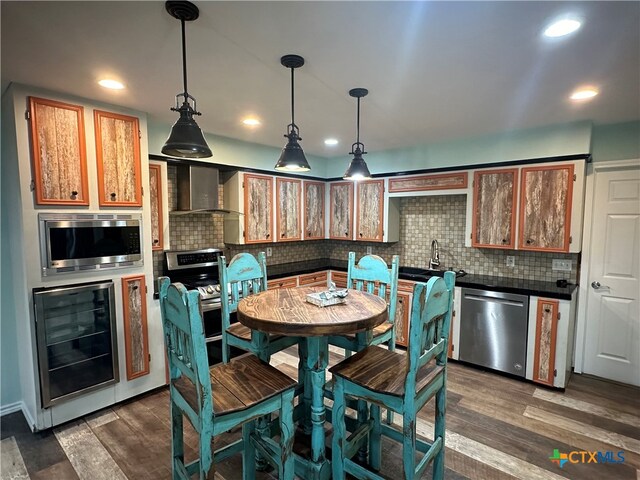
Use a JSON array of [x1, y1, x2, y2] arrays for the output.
[[583, 164, 640, 386]]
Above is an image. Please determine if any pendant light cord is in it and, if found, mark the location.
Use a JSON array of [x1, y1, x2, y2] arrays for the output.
[[356, 97, 361, 145], [290, 67, 295, 128], [181, 19, 188, 96]]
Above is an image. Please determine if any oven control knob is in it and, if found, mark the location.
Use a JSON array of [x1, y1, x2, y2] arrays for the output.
[[214, 285, 221, 293], [206, 286, 214, 294]]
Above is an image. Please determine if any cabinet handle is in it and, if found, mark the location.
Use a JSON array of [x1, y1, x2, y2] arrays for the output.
[[110, 192, 117, 200]]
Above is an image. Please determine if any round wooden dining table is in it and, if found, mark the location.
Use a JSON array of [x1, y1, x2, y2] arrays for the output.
[[237, 286, 388, 480]]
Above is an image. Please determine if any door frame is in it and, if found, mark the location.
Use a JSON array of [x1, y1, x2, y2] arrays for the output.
[[574, 158, 640, 374]]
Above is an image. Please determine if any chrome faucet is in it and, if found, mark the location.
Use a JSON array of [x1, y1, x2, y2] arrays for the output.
[[429, 239, 440, 270]]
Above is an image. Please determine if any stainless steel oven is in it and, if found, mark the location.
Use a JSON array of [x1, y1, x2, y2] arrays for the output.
[[39, 213, 143, 275], [33, 281, 119, 407]]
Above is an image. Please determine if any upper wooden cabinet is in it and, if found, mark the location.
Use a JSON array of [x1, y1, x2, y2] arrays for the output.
[[304, 181, 325, 240], [356, 180, 385, 242], [389, 172, 467, 193], [148, 164, 163, 251], [94, 110, 142, 207], [519, 164, 574, 252], [276, 178, 301, 242], [28, 97, 89, 205], [329, 182, 354, 240], [472, 169, 518, 249], [244, 174, 274, 244]]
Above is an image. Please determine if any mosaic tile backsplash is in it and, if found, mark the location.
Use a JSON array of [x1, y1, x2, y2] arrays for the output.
[[325, 195, 579, 283], [155, 170, 579, 284]]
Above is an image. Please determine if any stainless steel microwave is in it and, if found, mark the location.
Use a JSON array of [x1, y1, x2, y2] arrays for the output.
[[39, 213, 143, 276]]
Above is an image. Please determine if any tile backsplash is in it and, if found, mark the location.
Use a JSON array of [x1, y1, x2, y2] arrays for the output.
[[156, 169, 578, 284], [325, 195, 579, 283]]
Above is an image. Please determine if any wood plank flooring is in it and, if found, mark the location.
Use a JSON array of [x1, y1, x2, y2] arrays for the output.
[[1, 346, 639, 480]]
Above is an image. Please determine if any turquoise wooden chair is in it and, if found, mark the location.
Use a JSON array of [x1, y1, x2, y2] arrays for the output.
[[158, 277, 296, 480], [330, 272, 455, 480], [328, 252, 400, 354], [219, 252, 297, 363]]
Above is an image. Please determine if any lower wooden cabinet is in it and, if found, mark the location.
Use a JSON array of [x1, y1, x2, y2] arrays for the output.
[[330, 271, 348, 289], [395, 291, 411, 348], [532, 298, 559, 386], [298, 271, 328, 287], [122, 275, 150, 380], [267, 276, 298, 290]]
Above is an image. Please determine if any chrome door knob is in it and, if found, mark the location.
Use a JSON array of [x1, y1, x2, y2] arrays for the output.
[[591, 281, 601, 289]]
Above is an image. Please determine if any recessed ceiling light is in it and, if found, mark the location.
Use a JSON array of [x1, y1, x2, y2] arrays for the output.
[[570, 88, 599, 100], [98, 79, 125, 90], [543, 19, 581, 38], [242, 118, 261, 126], [324, 138, 339, 146]]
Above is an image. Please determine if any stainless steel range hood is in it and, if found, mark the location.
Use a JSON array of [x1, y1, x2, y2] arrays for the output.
[[171, 164, 241, 216]]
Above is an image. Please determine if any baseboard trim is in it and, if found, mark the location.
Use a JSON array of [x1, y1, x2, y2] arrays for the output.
[[0, 401, 23, 417]]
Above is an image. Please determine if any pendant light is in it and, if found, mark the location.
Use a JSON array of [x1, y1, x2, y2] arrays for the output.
[[275, 55, 310, 172], [343, 88, 371, 180], [162, 1, 212, 158]]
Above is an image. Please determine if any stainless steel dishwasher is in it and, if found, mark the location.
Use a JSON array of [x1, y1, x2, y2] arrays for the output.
[[458, 288, 529, 377]]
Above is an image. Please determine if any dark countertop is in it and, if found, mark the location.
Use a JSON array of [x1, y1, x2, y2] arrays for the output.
[[267, 258, 577, 300]]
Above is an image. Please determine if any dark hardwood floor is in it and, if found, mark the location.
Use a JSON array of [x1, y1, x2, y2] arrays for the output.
[[1, 347, 638, 479]]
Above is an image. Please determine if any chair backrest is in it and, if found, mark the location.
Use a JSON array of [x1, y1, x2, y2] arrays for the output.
[[158, 277, 213, 420], [219, 252, 268, 331], [346, 252, 400, 323], [404, 272, 455, 394]]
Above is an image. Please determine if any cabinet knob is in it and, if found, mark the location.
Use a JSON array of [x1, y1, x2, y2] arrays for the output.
[[544, 308, 550, 313], [71, 190, 78, 198], [110, 192, 116, 200], [359, 232, 363, 237], [502, 239, 507, 244], [307, 231, 311, 236], [526, 239, 532, 244], [266, 233, 270, 239], [132, 285, 138, 290], [345, 232, 349, 237], [281, 233, 285, 238], [153, 239, 159, 244]]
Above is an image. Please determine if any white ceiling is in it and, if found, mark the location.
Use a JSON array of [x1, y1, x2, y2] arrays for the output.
[[2, 1, 639, 157]]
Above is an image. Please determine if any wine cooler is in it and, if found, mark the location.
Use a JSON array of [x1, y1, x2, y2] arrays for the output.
[[33, 281, 119, 407]]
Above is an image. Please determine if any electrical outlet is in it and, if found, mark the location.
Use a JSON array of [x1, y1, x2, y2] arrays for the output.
[[366, 246, 372, 255], [266, 247, 272, 257], [506, 256, 515, 267], [552, 259, 572, 271]]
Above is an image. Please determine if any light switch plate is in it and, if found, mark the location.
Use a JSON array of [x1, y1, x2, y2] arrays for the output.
[[552, 259, 572, 271], [366, 246, 372, 255], [266, 247, 272, 257], [506, 256, 515, 267]]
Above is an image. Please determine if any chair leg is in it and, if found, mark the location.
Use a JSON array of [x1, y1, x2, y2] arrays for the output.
[[402, 411, 416, 480], [199, 429, 215, 480], [433, 385, 447, 480], [170, 400, 184, 478], [344, 349, 352, 358], [386, 337, 396, 426], [279, 389, 295, 480], [331, 377, 346, 480], [369, 403, 382, 472], [222, 334, 230, 364], [242, 421, 256, 480]]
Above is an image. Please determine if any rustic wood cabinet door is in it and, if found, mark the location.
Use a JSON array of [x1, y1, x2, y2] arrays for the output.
[[356, 180, 384, 242], [304, 181, 325, 239], [148, 164, 163, 250], [122, 275, 150, 380], [244, 174, 273, 243], [519, 164, 574, 252], [276, 178, 301, 241], [472, 169, 518, 248], [28, 97, 89, 205], [95, 110, 142, 206], [329, 182, 354, 240], [533, 298, 559, 386], [395, 291, 411, 348]]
